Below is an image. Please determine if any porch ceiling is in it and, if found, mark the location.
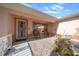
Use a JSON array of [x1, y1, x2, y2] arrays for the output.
[[31, 18, 54, 24]]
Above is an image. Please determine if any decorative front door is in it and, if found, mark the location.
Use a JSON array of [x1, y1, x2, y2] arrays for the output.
[[16, 19, 27, 40]]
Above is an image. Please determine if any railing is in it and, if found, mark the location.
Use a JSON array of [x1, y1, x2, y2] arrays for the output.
[[0, 34, 12, 56]]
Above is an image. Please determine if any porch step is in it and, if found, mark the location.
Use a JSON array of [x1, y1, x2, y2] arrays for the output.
[[7, 42, 32, 56]]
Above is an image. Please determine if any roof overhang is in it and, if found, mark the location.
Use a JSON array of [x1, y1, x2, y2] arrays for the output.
[[0, 3, 57, 23], [57, 13, 79, 23]]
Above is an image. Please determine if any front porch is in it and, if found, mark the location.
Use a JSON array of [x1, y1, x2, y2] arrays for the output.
[[12, 16, 56, 42]]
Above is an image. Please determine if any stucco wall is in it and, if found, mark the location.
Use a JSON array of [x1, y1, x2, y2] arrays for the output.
[[0, 6, 10, 37], [57, 19, 79, 35], [0, 6, 19, 42], [0, 6, 16, 42]]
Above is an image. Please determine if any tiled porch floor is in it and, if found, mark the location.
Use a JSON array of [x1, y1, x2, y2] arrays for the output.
[[6, 37, 79, 56], [7, 42, 32, 56], [7, 37, 56, 56]]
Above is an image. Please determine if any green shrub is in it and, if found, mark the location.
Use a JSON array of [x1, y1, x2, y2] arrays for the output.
[[52, 35, 74, 56]]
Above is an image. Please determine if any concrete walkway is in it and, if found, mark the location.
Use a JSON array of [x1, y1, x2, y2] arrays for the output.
[[7, 42, 32, 56], [28, 37, 56, 56]]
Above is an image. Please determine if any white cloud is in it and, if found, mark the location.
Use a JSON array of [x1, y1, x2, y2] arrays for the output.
[[43, 6, 59, 14], [43, 10, 58, 14], [43, 4, 64, 14], [44, 7, 49, 10], [43, 5, 64, 15], [43, 6, 61, 14], [51, 5, 64, 11], [57, 16, 62, 19]]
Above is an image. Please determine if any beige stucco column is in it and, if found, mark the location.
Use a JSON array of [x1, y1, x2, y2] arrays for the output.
[[27, 19, 33, 38], [48, 23, 59, 36]]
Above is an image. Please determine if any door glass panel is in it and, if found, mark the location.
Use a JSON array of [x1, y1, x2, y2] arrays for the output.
[[16, 19, 27, 39]]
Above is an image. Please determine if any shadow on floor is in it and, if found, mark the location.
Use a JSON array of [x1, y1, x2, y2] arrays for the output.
[[50, 50, 58, 56]]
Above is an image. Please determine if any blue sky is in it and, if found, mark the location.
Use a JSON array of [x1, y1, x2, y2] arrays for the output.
[[23, 3, 79, 18]]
